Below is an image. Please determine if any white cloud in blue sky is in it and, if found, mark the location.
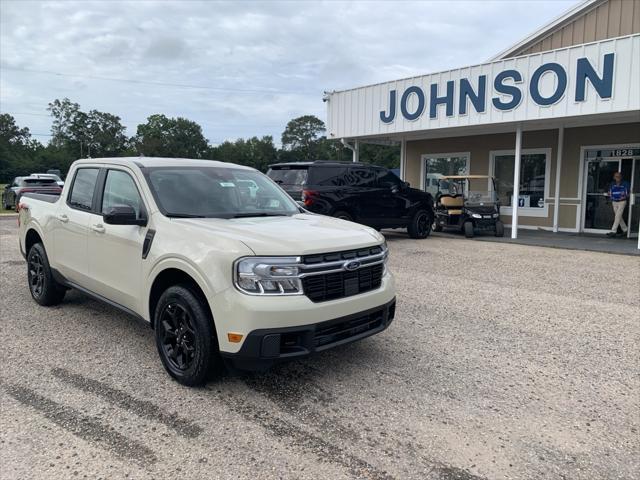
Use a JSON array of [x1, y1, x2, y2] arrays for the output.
[[1, 0, 577, 145]]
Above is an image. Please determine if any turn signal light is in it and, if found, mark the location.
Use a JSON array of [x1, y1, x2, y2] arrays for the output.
[[227, 333, 244, 343]]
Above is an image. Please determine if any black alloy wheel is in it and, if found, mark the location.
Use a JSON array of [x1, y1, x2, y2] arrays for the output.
[[28, 250, 45, 298], [154, 285, 221, 386], [158, 303, 197, 372], [26, 243, 66, 306], [333, 210, 353, 221], [408, 209, 432, 239]]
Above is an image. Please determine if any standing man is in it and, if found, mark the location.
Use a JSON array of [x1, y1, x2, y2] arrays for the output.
[[606, 171, 630, 237]]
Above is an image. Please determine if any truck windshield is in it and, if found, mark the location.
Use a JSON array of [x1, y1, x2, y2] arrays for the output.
[[145, 166, 300, 218]]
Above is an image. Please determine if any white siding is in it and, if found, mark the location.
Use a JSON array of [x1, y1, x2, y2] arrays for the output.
[[326, 34, 640, 139]]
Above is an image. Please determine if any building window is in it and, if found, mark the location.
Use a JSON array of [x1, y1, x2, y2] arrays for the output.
[[491, 149, 551, 217], [421, 153, 469, 197]]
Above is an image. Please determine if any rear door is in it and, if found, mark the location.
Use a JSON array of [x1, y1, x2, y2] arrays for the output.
[[87, 167, 148, 312], [54, 167, 101, 284], [347, 166, 378, 224], [372, 168, 410, 226]]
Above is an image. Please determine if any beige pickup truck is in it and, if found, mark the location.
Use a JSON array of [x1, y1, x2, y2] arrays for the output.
[[18, 157, 396, 385]]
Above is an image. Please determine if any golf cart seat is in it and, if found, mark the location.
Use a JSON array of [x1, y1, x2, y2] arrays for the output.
[[439, 195, 464, 208]]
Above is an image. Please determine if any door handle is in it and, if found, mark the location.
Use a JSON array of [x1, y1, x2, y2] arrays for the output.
[[57, 214, 69, 223], [91, 223, 105, 234]]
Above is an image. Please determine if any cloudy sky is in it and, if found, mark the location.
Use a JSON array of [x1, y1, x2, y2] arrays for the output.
[[1, 0, 578, 146]]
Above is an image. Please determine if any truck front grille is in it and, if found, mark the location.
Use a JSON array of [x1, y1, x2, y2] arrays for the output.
[[301, 263, 384, 302]]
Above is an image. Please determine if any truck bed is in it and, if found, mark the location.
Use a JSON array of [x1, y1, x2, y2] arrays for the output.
[[21, 192, 60, 203]]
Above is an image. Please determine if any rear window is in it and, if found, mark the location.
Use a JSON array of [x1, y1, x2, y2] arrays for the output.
[[267, 167, 308, 186], [68, 168, 100, 211], [22, 178, 57, 186], [307, 166, 349, 186]]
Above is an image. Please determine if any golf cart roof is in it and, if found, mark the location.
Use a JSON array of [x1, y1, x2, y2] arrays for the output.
[[441, 175, 491, 180]]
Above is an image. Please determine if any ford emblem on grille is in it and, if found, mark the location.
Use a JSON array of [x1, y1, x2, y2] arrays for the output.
[[344, 260, 361, 271]]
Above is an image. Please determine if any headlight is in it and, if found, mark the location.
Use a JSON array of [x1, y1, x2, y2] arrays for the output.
[[492, 213, 499, 218], [471, 213, 482, 219], [234, 257, 303, 295]]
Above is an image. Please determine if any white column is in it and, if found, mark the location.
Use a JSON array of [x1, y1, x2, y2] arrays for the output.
[[353, 140, 359, 163], [552, 126, 564, 233], [399, 138, 407, 181], [511, 125, 522, 239]]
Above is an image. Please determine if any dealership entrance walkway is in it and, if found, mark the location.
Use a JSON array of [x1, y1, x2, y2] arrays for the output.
[[432, 229, 639, 256]]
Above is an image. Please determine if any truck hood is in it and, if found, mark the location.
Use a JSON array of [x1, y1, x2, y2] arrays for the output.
[[172, 213, 384, 256]]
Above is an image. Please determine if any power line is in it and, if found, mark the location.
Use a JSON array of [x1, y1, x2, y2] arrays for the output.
[[4, 111, 286, 131], [2, 66, 311, 96]]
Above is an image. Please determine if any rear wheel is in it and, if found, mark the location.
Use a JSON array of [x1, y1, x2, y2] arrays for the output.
[[333, 210, 353, 221], [463, 221, 474, 238], [154, 285, 222, 386], [408, 209, 432, 239], [495, 220, 505, 237], [27, 243, 66, 306]]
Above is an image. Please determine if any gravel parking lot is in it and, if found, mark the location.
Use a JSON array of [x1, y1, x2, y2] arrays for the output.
[[1, 217, 638, 480]]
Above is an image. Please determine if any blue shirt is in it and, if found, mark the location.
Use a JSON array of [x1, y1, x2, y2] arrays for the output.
[[609, 181, 630, 202]]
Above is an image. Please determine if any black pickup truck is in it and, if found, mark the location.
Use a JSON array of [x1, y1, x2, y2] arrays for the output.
[[267, 161, 434, 239]]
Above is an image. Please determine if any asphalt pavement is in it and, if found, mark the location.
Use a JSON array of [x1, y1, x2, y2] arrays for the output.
[[1, 217, 638, 480]]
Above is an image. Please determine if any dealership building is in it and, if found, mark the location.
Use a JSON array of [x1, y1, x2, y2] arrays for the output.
[[326, 0, 640, 242]]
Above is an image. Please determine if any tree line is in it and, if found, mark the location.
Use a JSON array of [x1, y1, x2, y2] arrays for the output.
[[0, 98, 400, 182]]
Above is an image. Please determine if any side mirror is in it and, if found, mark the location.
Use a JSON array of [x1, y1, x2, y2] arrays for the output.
[[103, 205, 147, 226], [391, 185, 400, 194]]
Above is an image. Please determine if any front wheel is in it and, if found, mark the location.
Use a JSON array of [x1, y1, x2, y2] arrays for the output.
[[463, 221, 474, 238], [408, 209, 432, 239], [495, 220, 505, 237], [154, 285, 222, 386], [27, 243, 66, 306]]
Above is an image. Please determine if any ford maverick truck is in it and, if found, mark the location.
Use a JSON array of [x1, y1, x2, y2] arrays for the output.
[[18, 158, 396, 386]]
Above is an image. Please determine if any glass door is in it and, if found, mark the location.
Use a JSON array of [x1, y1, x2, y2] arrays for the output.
[[628, 159, 639, 239], [583, 159, 620, 231], [421, 153, 469, 197]]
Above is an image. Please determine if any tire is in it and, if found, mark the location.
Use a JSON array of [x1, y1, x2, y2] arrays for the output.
[[408, 209, 432, 239], [333, 210, 353, 221], [495, 220, 505, 237], [463, 221, 474, 238], [154, 285, 222, 386], [27, 243, 66, 306]]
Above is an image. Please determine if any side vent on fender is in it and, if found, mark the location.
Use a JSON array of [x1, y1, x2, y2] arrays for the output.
[[142, 229, 156, 259]]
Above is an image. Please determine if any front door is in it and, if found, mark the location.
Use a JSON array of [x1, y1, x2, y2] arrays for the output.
[[87, 168, 147, 313], [583, 159, 620, 231], [583, 148, 640, 237]]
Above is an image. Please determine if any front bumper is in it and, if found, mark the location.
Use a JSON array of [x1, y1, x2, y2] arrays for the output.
[[220, 297, 396, 371]]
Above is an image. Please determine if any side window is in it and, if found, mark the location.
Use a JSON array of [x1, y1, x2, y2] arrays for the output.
[[101, 170, 144, 218], [68, 168, 99, 211], [375, 168, 402, 189], [308, 167, 349, 186], [349, 168, 376, 187]]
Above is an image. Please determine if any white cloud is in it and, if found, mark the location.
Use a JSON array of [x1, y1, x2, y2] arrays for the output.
[[1, 0, 577, 145]]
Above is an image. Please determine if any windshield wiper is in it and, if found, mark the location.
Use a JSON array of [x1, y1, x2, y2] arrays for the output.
[[231, 213, 288, 218], [167, 213, 207, 218]]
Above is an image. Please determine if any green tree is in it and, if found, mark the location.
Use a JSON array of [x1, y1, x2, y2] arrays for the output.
[[210, 136, 278, 172], [0, 114, 45, 182], [281, 115, 326, 160], [47, 98, 129, 158], [135, 114, 209, 158]]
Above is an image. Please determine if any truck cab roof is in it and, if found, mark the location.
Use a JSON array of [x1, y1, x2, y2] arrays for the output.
[[72, 156, 255, 171]]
